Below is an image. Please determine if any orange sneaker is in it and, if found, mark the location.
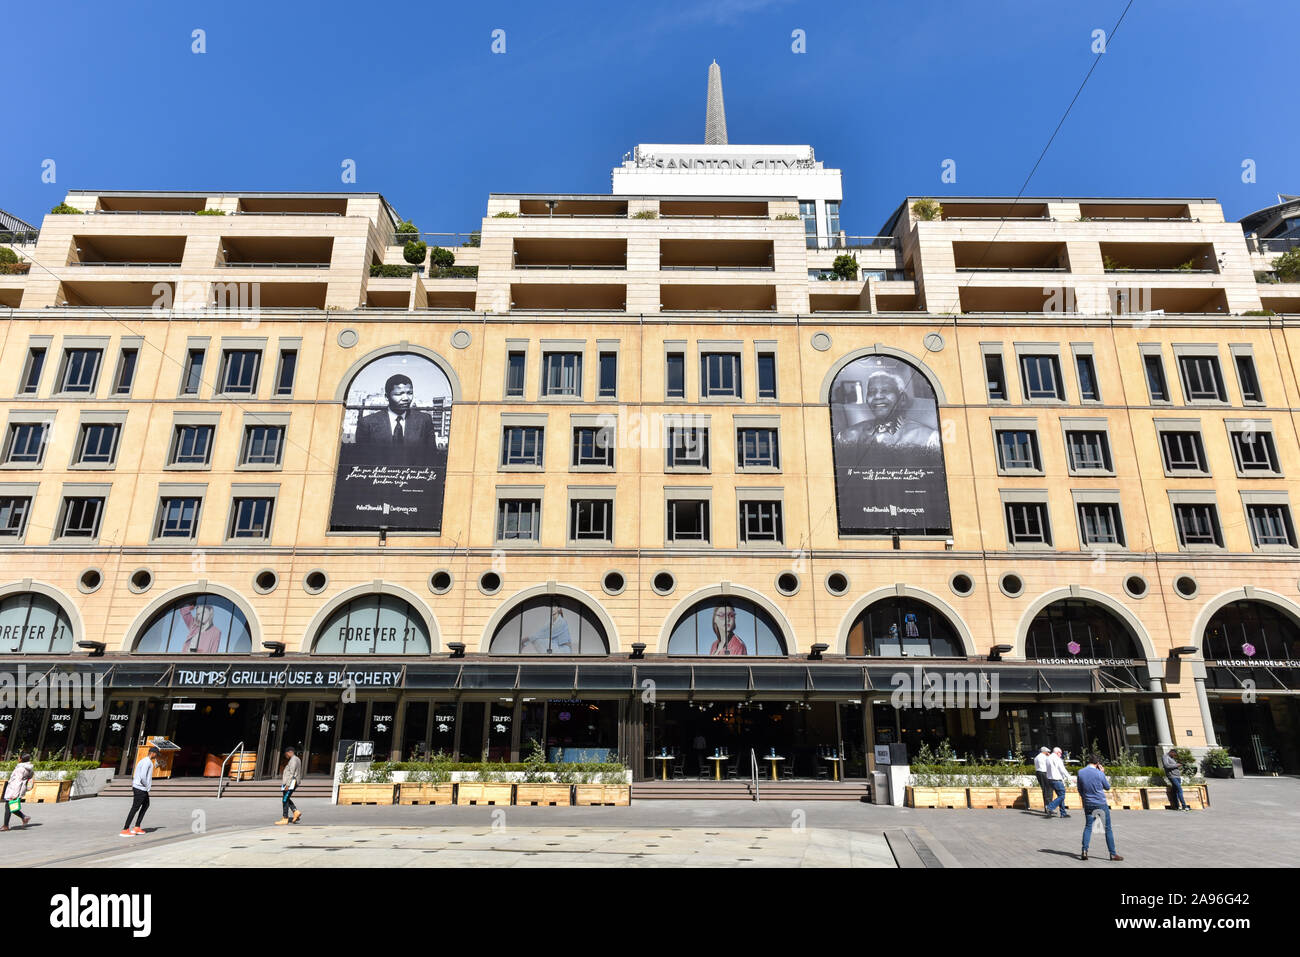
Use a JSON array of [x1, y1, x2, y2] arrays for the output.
[[119, 829, 133, 837], [130, 827, 145, 835]]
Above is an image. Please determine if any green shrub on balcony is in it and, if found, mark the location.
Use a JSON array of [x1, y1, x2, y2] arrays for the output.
[[462, 232, 481, 248], [831, 253, 859, 281], [196, 208, 226, 215], [428, 265, 478, 278], [429, 246, 456, 269], [1174, 259, 1195, 271], [492, 211, 519, 218], [911, 198, 942, 221], [1273, 247, 1300, 282], [1244, 309, 1276, 316], [632, 210, 658, 220], [403, 240, 428, 266], [0, 248, 18, 265], [370, 263, 416, 278], [773, 213, 800, 220], [1102, 254, 1119, 270], [394, 220, 419, 242], [50, 202, 84, 214]]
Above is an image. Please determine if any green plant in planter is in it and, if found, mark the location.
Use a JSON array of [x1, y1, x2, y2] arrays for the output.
[[394, 220, 419, 241], [429, 246, 456, 269], [370, 263, 415, 278], [492, 211, 519, 218], [1174, 259, 1195, 271], [1172, 746, 1199, 780], [911, 198, 943, 222], [631, 210, 658, 220], [403, 240, 428, 266], [462, 232, 481, 248], [362, 763, 394, 784], [1202, 747, 1232, 776], [522, 740, 549, 783], [774, 213, 800, 220], [196, 208, 226, 215], [1244, 309, 1277, 316], [1102, 254, 1120, 270], [1273, 247, 1300, 282], [0, 248, 19, 264], [50, 202, 84, 214], [831, 253, 859, 281]]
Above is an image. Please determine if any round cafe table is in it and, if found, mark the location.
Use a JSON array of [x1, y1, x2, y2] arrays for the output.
[[649, 754, 674, 780], [707, 755, 730, 781], [821, 756, 844, 782], [763, 755, 785, 781]]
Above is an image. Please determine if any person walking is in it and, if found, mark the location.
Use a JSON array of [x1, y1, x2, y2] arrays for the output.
[[121, 745, 158, 837], [1162, 748, 1192, 811], [2, 752, 34, 830], [1077, 754, 1124, 861], [1043, 746, 1072, 819], [276, 746, 303, 825], [1033, 746, 1052, 810]]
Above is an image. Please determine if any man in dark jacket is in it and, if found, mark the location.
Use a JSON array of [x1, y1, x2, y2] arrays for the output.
[[353, 374, 437, 464]]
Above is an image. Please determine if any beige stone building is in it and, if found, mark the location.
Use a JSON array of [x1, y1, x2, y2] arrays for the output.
[[0, 154, 1297, 785]]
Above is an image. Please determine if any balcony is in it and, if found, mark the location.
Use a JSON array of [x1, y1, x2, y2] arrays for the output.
[[659, 284, 776, 311], [938, 201, 1049, 221], [952, 241, 1068, 271], [0, 289, 23, 308], [1079, 202, 1192, 221], [874, 293, 923, 312], [659, 200, 768, 219], [93, 196, 206, 214], [219, 236, 334, 268], [58, 280, 174, 307], [512, 238, 626, 270], [1100, 242, 1217, 273], [809, 291, 866, 312], [210, 282, 327, 309], [807, 234, 896, 251], [517, 199, 628, 218], [422, 290, 476, 310], [510, 283, 626, 311], [70, 235, 186, 267], [1112, 288, 1228, 315], [659, 239, 773, 272], [958, 287, 1056, 313], [235, 197, 347, 215]]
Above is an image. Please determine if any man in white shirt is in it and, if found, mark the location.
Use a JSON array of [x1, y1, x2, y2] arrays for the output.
[[1033, 746, 1052, 808], [1043, 746, 1072, 819], [120, 745, 158, 837]]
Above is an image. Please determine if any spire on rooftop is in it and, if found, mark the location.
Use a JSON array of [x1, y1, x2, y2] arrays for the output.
[[705, 60, 728, 145]]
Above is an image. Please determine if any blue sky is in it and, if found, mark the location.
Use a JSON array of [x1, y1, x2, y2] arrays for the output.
[[6, 0, 1296, 233]]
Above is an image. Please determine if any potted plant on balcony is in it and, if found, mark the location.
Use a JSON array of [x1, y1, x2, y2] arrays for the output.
[[403, 240, 428, 269], [49, 202, 84, 214], [911, 198, 942, 222], [1273, 247, 1300, 282], [514, 741, 572, 806], [831, 254, 859, 282], [394, 220, 419, 243], [427, 246, 456, 277], [0, 248, 30, 275], [396, 753, 455, 805]]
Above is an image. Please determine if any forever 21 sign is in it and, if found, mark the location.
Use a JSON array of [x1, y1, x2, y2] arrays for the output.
[[174, 668, 402, 689]]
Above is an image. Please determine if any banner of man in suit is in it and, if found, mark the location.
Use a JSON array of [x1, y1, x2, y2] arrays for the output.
[[829, 354, 951, 535], [329, 353, 452, 532]]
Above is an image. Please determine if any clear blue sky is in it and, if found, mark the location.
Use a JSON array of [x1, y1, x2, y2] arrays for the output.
[[6, 0, 1296, 233]]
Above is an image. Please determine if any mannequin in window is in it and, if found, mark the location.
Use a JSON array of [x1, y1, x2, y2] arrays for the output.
[[709, 605, 747, 656], [521, 606, 574, 655], [180, 603, 222, 654]]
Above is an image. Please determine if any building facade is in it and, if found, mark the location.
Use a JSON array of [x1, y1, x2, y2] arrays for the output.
[[1, 140, 1298, 782]]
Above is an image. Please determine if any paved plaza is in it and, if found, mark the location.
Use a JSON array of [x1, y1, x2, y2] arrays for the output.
[[2, 777, 1295, 868]]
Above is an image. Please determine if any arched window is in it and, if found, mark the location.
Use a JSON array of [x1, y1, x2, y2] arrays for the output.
[[0, 593, 74, 654], [313, 594, 431, 655], [489, 596, 608, 655], [1203, 601, 1300, 663], [1025, 599, 1142, 661], [666, 597, 786, 656], [846, 597, 962, 656], [134, 595, 252, 654]]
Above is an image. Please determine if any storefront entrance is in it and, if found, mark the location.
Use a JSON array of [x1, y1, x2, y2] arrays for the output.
[[157, 698, 267, 777], [1211, 696, 1300, 774]]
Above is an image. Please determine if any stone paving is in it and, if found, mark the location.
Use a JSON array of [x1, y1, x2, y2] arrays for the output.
[[0, 776, 1293, 868]]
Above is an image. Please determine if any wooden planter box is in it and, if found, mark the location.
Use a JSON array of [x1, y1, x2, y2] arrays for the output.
[[574, 784, 630, 806], [906, 786, 937, 808], [1026, 787, 1047, 811], [515, 783, 572, 806], [337, 783, 396, 806], [456, 782, 514, 806], [966, 787, 1000, 809], [936, 787, 969, 809], [1141, 784, 1208, 810], [26, 779, 72, 804], [1109, 787, 1145, 810], [397, 783, 454, 806]]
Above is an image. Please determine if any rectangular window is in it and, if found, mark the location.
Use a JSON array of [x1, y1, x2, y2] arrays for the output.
[[700, 353, 742, 398], [1066, 430, 1112, 472], [667, 499, 710, 542], [665, 352, 686, 399], [496, 499, 540, 541], [1078, 502, 1125, 547], [75, 423, 120, 466], [1019, 354, 1064, 400], [984, 353, 1008, 401], [826, 201, 841, 239], [666, 427, 710, 469], [3, 424, 48, 465], [1160, 431, 1208, 473], [1230, 430, 1280, 474], [1143, 353, 1170, 403], [156, 497, 201, 540], [1178, 355, 1227, 402], [58, 496, 104, 540], [572, 427, 613, 468], [229, 497, 274, 540], [541, 352, 582, 397], [274, 349, 298, 396], [0, 497, 31, 538], [171, 425, 214, 466], [1005, 501, 1052, 546], [1235, 354, 1263, 404], [1075, 354, 1100, 402], [736, 428, 779, 469], [995, 430, 1041, 471], [1174, 503, 1223, 547], [505, 351, 526, 398], [19, 348, 45, 395], [220, 350, 261, 396], [739, 500, 783, 543], [800, 200, 818, 249], [1247, 504, 1296, 548], [597, 351, 617, 399], [569, 499, 612, 542], [112, 348, 138, 395], [181, 349, 206, 396], [756, 352, 777, 400], [240, 425, 285, 466], [501, 426, 545, 467], [59, 349, 103, 394]]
